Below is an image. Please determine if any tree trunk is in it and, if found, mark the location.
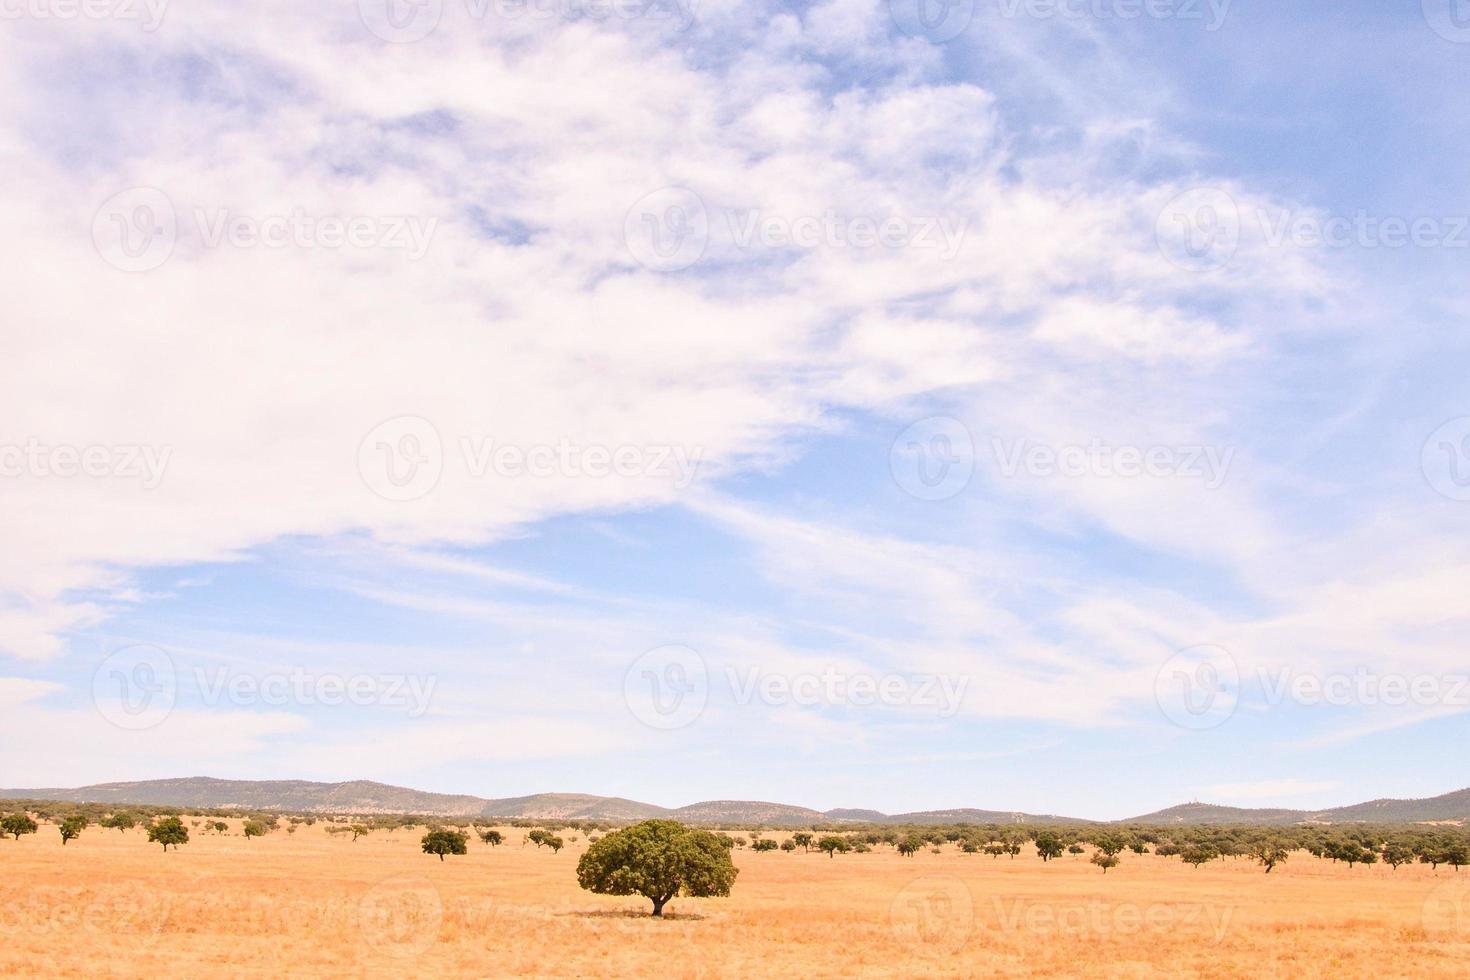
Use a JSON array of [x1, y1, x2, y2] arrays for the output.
[[651, 898, 667, 917]]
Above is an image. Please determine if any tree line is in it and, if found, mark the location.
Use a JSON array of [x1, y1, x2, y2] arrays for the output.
[[5, 796, 1467, 878]]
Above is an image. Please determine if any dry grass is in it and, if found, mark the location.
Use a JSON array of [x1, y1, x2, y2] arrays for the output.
[[3, 820, 1470, 977]]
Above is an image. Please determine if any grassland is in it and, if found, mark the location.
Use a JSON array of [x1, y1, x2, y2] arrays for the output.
[[3, 818, 1469, 977]]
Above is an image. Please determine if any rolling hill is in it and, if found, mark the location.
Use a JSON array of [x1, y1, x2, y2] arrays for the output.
[[1127, 788, 1470, 826], [4, 777, 1469, 826]]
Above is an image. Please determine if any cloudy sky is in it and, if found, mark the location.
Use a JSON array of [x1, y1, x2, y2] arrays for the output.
[[2, 0, 1468, 819]]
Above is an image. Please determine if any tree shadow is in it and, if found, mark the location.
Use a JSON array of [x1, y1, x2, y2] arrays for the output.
[[561, 909, 708, 921]]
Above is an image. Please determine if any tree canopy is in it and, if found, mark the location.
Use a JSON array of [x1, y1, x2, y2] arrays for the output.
[[575, 820, 737, 916]]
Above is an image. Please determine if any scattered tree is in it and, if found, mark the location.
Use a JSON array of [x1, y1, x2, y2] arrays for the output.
[[818, 836, 851, 859], [148, 817, 189, 852], [59, 815, 88, 845], [1034, 832, 1064, 862], [421, 829, 469, 861], [2, 813, 38, 841], [103, 813, 138, 833], [1250, 839, 1291, 874], [1382, 842, 1413, 870]]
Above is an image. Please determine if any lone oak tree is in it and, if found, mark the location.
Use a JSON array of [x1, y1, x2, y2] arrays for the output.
[[575, 820, 737, 917]]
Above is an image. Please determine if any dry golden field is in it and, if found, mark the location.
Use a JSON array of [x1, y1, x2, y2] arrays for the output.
[[3, 819, 1470, 978]]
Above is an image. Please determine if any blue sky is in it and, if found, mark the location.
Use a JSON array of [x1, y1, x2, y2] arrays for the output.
[[2, 0, 1468, 819]]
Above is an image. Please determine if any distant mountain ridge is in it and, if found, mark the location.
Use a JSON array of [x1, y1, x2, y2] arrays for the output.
[[3, 777, 1468, 826], [1126, 788, 1470, 826]]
